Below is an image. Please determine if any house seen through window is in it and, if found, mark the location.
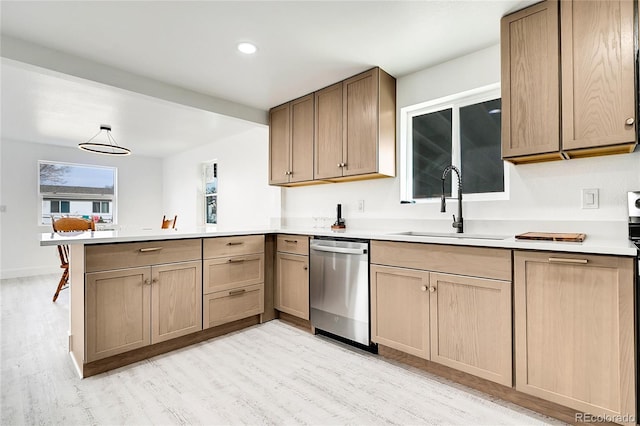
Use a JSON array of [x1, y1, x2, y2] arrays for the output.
[[401, 84, 507, 202], [39, 161, 117, 225], [204, 162, 218, 225]]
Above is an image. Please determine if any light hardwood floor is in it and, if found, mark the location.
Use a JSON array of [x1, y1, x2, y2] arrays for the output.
[[1, 274, 565, 425]]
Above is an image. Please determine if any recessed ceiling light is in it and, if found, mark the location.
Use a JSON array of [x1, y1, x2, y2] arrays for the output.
[[237, 42, 257, 55]]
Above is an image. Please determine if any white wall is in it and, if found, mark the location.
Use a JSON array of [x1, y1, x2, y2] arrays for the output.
[[162, 125, 281, 231], [0, 138, 163, 278], [282, 44, 640, 234]]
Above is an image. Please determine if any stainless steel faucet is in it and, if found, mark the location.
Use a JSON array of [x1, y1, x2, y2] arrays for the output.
[[440, 165, 463, 233]]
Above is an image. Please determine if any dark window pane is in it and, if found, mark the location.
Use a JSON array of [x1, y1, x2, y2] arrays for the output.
[[206, 195, 217, 224], [60, 201, 70, 213], [92, 202, 100, 213], [460, 99, 504, 194], [102, 202, 110, 213], [51, 201, 59, 213], [412, 109, 452, 198]]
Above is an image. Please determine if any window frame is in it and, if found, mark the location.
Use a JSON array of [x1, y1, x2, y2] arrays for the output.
[[400, 83, 509, 203], [203, 161, 218, 226], [38, 160, 118, 226]]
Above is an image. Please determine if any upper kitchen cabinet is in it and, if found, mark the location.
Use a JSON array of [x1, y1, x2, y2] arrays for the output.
[[269, 94, 314, 186], [316, 67, 396, 181], [269, 67, 396, 186], [501, 0, 561, 162], [501, 0, 638, 164], [561, 0, 636, 155]]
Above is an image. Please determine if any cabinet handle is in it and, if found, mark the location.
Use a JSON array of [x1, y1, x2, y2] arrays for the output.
[[227, 242, 244, 246], [342, 163, 347, 168], [284, 239, 298, 244], [420, 285, 427, 292], [429, 286, 436, 293], [626, 117, 635, 125], [143, 278, 151, 285], [228, 258, 246, 263], [152, 278, 158, 283], [229, 289, 246, 296], [139, 247, 163, 252], [303, 265, 308, 270], [337, 163, 342, 168], [548, 257, 588, 264]]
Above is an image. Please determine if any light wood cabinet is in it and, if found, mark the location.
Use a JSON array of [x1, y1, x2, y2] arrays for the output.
[[86, 267, 151, 362], [429, 272, 512, 386], [85, 260, 202, 362], [269, 95, 314, 185], [514, 251, 636, 424], [202, 235, 265, 329], [501, 0, 637, 164], [560, 0, 637, 155], [501, 0, 561, 162], [370, 265, 430, 359], [370, 240, 513, 386], [275, 234, 309, 320], [315, 68, 396, 181]]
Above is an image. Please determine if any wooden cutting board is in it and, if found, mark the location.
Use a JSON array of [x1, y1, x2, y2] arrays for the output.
[[515, 232, 586, 242]]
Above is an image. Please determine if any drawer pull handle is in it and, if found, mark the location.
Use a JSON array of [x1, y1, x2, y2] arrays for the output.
[[548, 257, 588, 264], [228, 258, 246, 263], [227, 242, 244, 246], [139, 247, 163, 252], [284, 239, 298, 243], [229, 289, 246, 296]]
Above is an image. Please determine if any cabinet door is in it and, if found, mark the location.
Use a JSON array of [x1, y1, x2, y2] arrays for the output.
[[275, 252, 309, 320], [269, 103, 291, 185], [514, 251, 635, 422], [501, 0, 561, 160], [290, 94, 314, 183], [370, 265, 430, 359], [314, 82, 343, 179], [86, 267, 151, 362], [343, 68, 378, 176], [561, 0, 636, 150], [429, 273, 512, 386], [151, 261, 202, 344]]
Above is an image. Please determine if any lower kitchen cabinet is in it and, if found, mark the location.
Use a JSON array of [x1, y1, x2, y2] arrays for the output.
[[85, 260, 202, 362], [204, 284, 264, 328], [275, 252, 309, 320], [429, 272, 512, 386], [202, 235, 265, 329], [370, 265, 430, 359], [514, 251, 636, 423]]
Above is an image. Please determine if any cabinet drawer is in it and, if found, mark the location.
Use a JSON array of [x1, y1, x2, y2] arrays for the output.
[[203, 235, 264, 258], [371, 240, 511, 281], [85, 239, 202, 273], [276, 234, 309, 255], [203, 254, 264, 294], [203, 283, 264, 329]]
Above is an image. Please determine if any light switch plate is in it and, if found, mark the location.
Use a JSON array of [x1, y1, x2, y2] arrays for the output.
[[581, 188, 599, 209]]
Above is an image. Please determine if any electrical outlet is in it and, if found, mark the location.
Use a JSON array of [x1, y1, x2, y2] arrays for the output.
[[581, 188, 599, 209], [357, 200, 365, 212]]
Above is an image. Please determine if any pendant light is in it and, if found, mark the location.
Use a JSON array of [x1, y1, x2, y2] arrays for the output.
[[78, 124, 131, 156]]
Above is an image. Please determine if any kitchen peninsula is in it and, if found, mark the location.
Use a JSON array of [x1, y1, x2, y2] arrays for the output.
[[41, 226, 637, 425]]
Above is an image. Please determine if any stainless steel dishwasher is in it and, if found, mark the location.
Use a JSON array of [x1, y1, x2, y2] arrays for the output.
[[309, 237, 372, 348]]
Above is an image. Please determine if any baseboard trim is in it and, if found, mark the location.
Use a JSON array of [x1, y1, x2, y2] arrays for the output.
[[0, 267, 59, 279]]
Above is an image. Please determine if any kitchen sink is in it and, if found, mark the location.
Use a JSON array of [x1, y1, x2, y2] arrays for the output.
[[388, 231, 508, 240]]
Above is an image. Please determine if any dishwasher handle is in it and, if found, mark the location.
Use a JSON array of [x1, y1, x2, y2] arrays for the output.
[[310, 244, 367, 255]]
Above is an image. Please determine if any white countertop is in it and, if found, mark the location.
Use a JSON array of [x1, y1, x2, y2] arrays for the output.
[[40, 225, 638, 256]]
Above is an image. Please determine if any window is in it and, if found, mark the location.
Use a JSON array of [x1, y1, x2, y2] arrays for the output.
[[400, 84, 508, 202], [204, 162, 217, 225], [39, 161, 117, 225]]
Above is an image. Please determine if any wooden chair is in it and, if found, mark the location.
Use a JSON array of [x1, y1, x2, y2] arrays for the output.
[[161, 215, 177, 229], [51, 217, 95, 302]]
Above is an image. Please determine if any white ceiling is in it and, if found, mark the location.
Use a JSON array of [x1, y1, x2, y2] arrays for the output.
[[0, 0, 536, 158]]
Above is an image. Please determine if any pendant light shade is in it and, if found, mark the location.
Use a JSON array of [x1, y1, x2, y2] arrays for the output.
[[78, 125, 131, 156]]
